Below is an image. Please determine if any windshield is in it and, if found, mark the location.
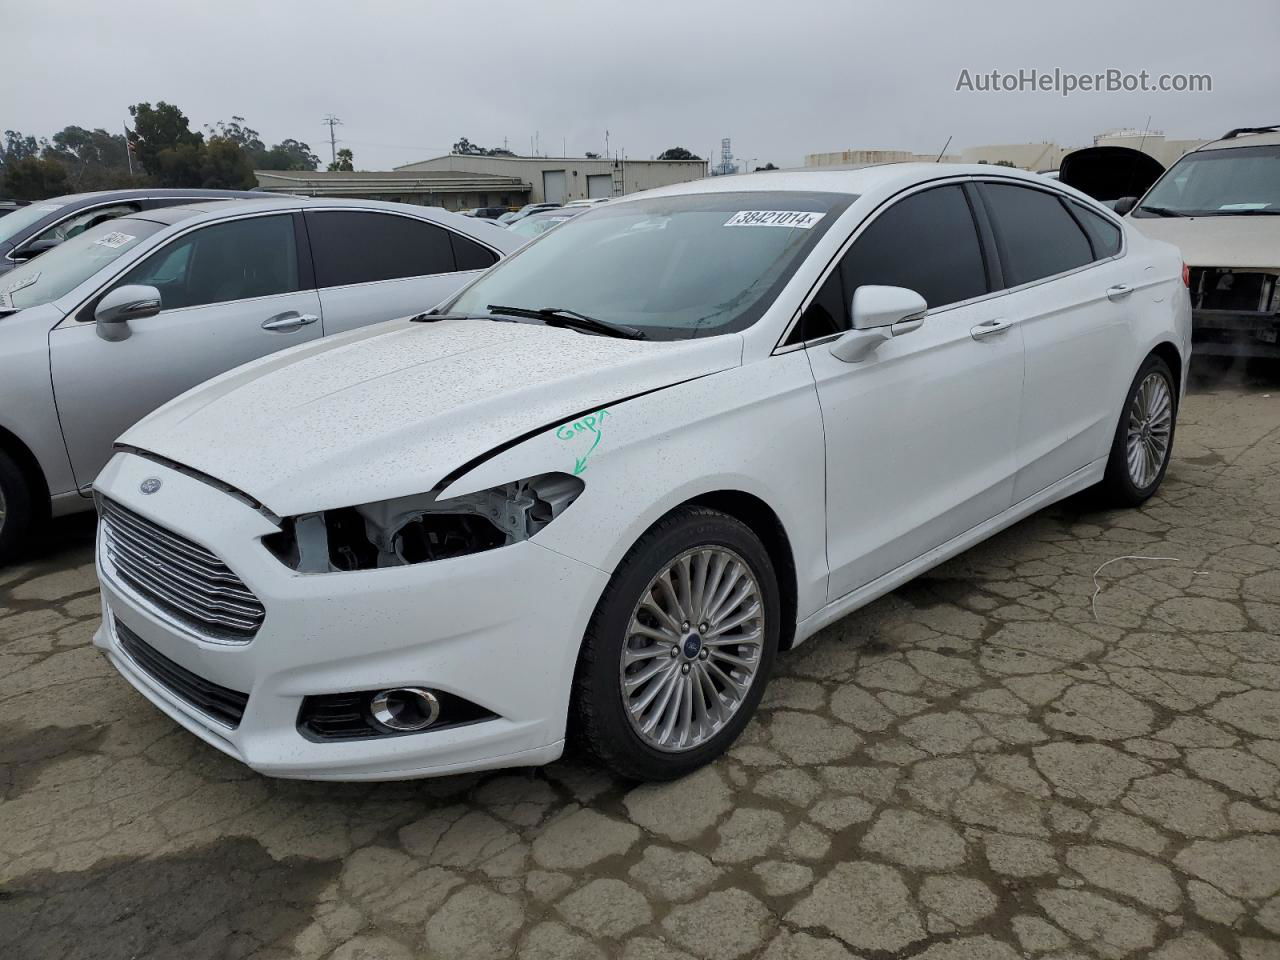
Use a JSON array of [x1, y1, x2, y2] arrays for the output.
[[0, 217, 165, 312], [509, 212, 579, 238], [447, 191, 853, 339], [1134, 144, 1280, 216], [0, 199, 71, 246]]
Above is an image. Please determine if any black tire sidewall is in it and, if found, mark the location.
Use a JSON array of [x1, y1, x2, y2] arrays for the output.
[[1104, 354, 1177, 505], [0, 450, 33, 565], [577, 507, 780, 781]]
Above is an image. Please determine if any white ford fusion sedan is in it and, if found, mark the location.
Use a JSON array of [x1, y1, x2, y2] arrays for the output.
[[92, 164, 1190, 782]]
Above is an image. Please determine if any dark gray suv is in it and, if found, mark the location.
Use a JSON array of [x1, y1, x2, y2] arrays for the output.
[[0, 188, 266, 277]]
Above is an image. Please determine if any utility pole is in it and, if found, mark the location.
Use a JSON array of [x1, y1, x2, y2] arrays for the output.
[[322, 115, 343, 166]]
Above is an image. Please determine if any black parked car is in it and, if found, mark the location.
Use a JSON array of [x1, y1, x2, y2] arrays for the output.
[[470, 206, 510, 220], [0, 188, 266, 277]]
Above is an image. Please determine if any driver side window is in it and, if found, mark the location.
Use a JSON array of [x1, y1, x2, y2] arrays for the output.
[[792, 184, 988, 343], [115, 215, 300, 311]]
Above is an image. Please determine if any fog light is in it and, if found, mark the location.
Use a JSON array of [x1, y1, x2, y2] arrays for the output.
[[369, 687, 441, 732]]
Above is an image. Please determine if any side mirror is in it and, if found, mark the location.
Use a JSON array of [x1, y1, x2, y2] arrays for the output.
[[94, 285, 161, 342], [830, 285, 927, 363], [1113, 196, 1138, 216]]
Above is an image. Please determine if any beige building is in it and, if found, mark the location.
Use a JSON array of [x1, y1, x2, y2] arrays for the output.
[[396, 154, 709, 205], [805, 130, 1209, 174], [257, 154, 708, 211], [254, 169, 531, 210]]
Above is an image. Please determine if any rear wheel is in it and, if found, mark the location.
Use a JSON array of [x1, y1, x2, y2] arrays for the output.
[[1100, 354, 1177, 507], [572, 506, 780, 781], [0, 449, 34, 565]]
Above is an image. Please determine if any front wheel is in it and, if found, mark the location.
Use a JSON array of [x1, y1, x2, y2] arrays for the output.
[[572, 506, 780, 781], [1100, 354, 1177, 507], [0, 449, 35, 566]]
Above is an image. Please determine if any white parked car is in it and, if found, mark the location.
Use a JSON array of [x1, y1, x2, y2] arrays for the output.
[[0, 197, 521, 561], [92, 165, 1190, 782]]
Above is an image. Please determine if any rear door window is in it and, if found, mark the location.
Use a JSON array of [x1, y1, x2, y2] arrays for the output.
[[1068, 201, 1123, 259], [981, 183, 1094, 286], [449, 231, 499, 270], [306, 211, 457, 287]]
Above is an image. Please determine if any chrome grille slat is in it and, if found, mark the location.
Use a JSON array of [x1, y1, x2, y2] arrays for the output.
[[100, 499, 264, 639], [104, 521, 258, 600], [102, 503, 245, 578], [105, 550, 263, 629]]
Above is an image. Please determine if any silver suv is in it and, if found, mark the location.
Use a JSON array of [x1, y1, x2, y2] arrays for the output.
[[1123, 125, 1280, 359], [0, 196, 520, 561]]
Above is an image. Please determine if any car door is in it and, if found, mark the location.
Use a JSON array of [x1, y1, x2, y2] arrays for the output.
[[800, 182, 1025, 600], [304, 210, 499, 334], [50, 211, 323, 489], [975, 181, 1133, 501]]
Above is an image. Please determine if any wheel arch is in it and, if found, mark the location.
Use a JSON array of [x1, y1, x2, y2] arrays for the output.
[[0, 423, 51, 521], [678, 489, 800, 652], [1149, 340, 1183, 400]]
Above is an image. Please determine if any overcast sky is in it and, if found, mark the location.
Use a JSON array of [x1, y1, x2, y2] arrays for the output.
[[8, 0, 1278, 170]]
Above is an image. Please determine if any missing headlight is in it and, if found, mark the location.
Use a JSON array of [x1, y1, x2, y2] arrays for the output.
[[264, 472, 584, 572]]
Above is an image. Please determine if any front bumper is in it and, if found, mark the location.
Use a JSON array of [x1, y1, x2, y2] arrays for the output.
[[1192, 311, 1280, 359], [92, 453, 609, 781]]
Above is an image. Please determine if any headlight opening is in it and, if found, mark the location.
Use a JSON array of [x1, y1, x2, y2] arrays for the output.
[[264, 472, 584, 572]]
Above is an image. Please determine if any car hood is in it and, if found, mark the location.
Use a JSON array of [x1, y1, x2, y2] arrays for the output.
[[119, 317, 742, 516], [1127, 216, 1280, 270]]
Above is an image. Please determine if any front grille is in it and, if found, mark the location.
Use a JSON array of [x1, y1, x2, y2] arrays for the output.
[[100, 498, 265, 640], [1190, 268, 1278, 314], [115, 618, 249, 728]]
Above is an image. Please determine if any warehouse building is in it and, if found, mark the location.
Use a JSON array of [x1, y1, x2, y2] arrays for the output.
[[256, 154, 708, 211], [395, 154, 709, 205]]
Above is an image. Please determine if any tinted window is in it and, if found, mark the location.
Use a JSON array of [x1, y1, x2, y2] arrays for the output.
[[118, 215, 300, 310], [982, 183, 1093, 286], [307, 211, 456, 287], [840, 185, 987, 312], [1069, 201, 1122, 259], [450, 231, 499, 270]]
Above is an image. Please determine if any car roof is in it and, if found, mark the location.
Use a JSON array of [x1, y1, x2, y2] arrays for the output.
[[144, 196, 525, 252], [627, 162, 1067, 202], [1197, 129, 1280, 152]]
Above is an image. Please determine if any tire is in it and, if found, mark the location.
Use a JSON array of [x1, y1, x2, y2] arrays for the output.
[[1099, 353, 1177, 507], [571, 505, 781, 781], [0, 449, 34, 566]]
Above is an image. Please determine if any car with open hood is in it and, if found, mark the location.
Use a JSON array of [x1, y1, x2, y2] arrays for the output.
[[0, 196, 520, 562], [1119, 126, 1280, 358], [91, 164, 1189, 782]]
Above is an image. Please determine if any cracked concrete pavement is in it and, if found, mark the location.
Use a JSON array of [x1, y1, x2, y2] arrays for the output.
[[2, 365, 1279, 960]]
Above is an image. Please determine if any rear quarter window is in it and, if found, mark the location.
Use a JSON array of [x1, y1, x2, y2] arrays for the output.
[[981, 183, 1094, 286]]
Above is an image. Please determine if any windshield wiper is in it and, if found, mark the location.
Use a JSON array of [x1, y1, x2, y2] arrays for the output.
[[486, 304, 646, 340], [1220, 208, 1280, 216], [1137, 205, 1188, 217]]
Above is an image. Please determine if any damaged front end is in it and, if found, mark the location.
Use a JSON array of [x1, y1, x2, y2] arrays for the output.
[[1190, 267, 1280, 358], [264, 472, 584, 572]]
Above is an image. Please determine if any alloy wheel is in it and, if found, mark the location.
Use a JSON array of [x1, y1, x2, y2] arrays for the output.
[[619, 546, 765, 752], [1125, 372, 1174, 489]]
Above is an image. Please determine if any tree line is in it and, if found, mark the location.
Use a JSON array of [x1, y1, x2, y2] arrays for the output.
[[0, 102, 328, 201]]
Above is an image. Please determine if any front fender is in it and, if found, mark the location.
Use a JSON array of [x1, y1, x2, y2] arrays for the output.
[[439, 350, 830, 622]]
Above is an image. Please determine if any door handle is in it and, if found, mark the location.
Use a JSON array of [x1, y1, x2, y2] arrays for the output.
[[970, 318, 1011, 341], [261, 311, 320, 332], [1106, 284, 1133, 301]]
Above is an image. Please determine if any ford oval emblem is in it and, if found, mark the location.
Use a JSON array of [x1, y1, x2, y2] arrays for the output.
[[140, 478, 162, 495]]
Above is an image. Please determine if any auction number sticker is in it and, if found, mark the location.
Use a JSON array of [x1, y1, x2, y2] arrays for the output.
[[94, 232, 136, 249], [724, 210, 825, 228]]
